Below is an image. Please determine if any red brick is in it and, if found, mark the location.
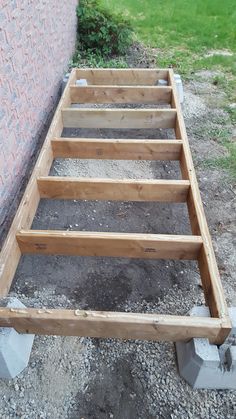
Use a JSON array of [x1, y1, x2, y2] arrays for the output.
[[0, 0, 77, 221]]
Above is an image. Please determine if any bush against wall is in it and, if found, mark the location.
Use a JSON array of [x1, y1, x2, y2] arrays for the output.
[[72, 0, 133, 67]]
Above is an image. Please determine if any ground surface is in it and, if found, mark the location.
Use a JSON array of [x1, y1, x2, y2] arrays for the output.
[[0, 68, 235, 418]]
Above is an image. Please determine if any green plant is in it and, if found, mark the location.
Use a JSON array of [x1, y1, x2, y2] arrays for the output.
[[201, 127, 236, 179], [204, 142, 236, 179], [76, 0, 133, 57], [70, 49, 128, 69]]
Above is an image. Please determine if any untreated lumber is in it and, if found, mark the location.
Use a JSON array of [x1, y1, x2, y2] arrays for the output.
[[52, 138, 183, 160], [62, 108, 177, 129], [16, 230, 203, 260], [0, 308, 225, 344], [37, 177, 190, 202], [70, 85, 172, 104], [76, 68, 169, 86]]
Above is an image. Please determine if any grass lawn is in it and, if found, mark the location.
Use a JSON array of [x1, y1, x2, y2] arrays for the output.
[[101, 0, 236, 76], [100, 0, 236, 178]]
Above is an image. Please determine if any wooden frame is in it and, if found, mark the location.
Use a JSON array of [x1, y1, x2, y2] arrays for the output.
[[0, 68, 231, 344]]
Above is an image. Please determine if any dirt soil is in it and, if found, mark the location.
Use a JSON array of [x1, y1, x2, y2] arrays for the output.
[[0, 69, 235, 418]]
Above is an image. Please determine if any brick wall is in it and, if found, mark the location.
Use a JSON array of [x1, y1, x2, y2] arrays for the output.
[[0, 0, 78, 230]]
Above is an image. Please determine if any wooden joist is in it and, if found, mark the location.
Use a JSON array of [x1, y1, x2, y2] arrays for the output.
[[62, 108, 177, 129], [70, 85, 172, 104], [52, 138, 183, 160], [37, 177, 190, 202], [76, 68, 169, 86], [16, 230, 202, 260], [0, 308, 224, 344]]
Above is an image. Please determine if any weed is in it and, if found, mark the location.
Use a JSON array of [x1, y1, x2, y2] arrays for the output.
[[70, 49, 128, 69], [202, 127, 236, 178], [204, 142, 236, 179]]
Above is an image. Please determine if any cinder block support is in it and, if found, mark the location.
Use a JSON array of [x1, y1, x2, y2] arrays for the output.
[[176, 306, 236, 389], [0, 298, 34, 379]]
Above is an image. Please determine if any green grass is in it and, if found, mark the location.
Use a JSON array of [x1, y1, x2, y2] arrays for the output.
[[100, 0, 236, 178], [204, 143, 236, 179], [202, 127, 236, 179], [101, 0, 236, 74]]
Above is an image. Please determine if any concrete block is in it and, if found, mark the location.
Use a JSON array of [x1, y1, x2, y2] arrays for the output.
[[61, 72, 70, 93], [228, 307, 236, 336], [0, 297, 34, 379], [176, 306, 236, 389]]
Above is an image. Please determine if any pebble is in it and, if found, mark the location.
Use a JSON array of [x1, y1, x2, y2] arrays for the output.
[[14, 384, 19, 392]]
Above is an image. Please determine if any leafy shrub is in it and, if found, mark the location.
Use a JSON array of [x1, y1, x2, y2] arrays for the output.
[[76, 0, 133, 57]]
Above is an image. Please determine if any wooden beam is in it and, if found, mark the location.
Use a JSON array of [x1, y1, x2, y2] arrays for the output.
[[0, 70, 77, 297], [0, 308, 225, 344], [168, 69, 231, 339], [16, 230, 203, 260], [37, 177, 190, 202], [76, 68, 169, 86], [52, 138, 183, 160], [62, 108, 177, 129], [70, 85, 172, 104]]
